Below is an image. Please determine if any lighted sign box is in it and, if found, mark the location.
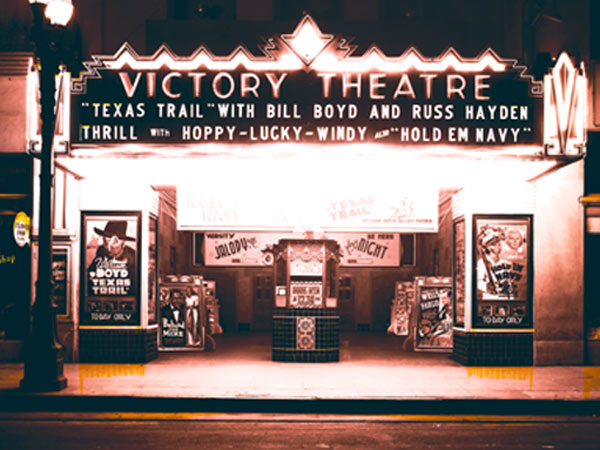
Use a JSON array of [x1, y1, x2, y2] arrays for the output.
[[70, 15, 543, 148], [177, 182, 439, 233], [80, 211, 141, 326], [471, 215, 533, 329]]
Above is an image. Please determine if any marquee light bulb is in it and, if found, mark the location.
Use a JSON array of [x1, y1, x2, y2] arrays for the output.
[[44, 0, 73, 26]]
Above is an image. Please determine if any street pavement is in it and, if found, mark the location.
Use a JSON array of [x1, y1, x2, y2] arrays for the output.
[[1, 333, 599, 415]]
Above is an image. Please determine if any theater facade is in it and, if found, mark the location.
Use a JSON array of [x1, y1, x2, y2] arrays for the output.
[[1, 15, 591, 366]]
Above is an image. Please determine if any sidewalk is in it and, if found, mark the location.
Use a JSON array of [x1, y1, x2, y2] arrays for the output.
[[1, 333, 599, 415]]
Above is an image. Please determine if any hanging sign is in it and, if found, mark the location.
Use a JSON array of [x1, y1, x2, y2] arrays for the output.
[[328, 233, 400, 266], [200, 232, 280, 266], [13, 212, 31, 247], [177, 181, 438, 233], [71, 15, 543, 148], [198, 231, 401, 267]]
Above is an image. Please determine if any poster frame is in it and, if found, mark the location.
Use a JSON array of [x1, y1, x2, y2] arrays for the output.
[[471, 214, 533, 330], [158, 281, 205, 350], [80, 210, 142, 326], [414, 278, 453, 351], [51, 246, 69, 317], [452, 218, 466, 328], [148, 214, 158, 325]]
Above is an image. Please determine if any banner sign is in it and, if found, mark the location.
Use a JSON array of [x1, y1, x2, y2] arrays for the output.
[[198, 231, 401, 267], [178, 182, 438, 233], [201, 232, 280, 266], [329, 232, 400, 266], [71, 15, 542, 148]]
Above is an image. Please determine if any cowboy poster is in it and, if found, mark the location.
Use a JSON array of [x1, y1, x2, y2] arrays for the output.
[[81, 212, 140, 325], [474, 217, 529, 302]]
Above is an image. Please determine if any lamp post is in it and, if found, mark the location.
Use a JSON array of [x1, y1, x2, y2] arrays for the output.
[[20, 0, 73, 392]]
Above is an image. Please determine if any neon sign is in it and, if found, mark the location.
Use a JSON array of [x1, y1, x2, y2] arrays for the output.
[[71, 15, 544, 147], [544, 52, 587, 156]]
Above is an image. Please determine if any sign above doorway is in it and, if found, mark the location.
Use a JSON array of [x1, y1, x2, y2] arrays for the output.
[[70, 15, 545, 148]]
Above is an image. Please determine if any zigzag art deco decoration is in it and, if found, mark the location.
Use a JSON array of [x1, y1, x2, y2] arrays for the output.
[[72, 15, 542, 95], [544, 52, 587, 156]]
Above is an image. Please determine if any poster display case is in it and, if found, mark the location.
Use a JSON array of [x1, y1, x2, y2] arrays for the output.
[[158, 275, 222, 350], [148, 215, 158, 325], [453, 218, 466, 328], [51, 248, 69, 317], [387, 281, 415, 337], [80, 211, 141, 326], [472, 215, 533, 329], [414, 276, 453, 351], [272, 239, 341, 362], [159, 276, 206, 350]]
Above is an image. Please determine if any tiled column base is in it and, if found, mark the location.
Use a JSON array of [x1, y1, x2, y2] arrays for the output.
[[452, 330, 533, 366], [79, 328, 158, 363], [272, 308, 339, 362]]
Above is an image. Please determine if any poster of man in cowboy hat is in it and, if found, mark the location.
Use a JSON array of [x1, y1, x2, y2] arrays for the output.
[[82, 214, 139, 325]]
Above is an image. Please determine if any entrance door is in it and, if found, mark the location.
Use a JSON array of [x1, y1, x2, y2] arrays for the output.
[[338, 275, 354, 331], [200, 272, 236, 334], [371, 273, 396, 332], [252, 274, 273, 331]]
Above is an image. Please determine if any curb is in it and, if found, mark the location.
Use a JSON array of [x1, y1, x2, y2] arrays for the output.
[[1, 395, 599, 415]]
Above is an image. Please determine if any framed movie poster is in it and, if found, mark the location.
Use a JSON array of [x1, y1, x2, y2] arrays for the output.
[[80, 211, 141, 326], [472, 215, 533, 329], [159, 281, 205, 349], [148, 215, 158, 325], [453, 219, 466, 327], [414, 277, 453, 351], [51, 248, 68, 316]]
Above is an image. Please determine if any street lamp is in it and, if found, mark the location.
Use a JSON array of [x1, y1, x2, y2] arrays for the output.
[[20, 0, 73, 392]]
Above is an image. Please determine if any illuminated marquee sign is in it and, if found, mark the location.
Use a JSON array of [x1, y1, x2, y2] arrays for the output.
[[71, 15, 543, 147]]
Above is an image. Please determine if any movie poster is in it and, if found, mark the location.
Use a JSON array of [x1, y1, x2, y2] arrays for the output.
[[387, 281, 415, 336], [159, 282, 205, 349], [415, 277, 453, 350], [148, 216, 158, 324], [473, 215, 532, 328], [81, 212, 140, 325], [51, 249, 68, 316], [453, 219, 465, 327]]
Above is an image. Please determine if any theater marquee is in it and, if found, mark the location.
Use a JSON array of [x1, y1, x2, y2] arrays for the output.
[[71, 15, 544, 147]]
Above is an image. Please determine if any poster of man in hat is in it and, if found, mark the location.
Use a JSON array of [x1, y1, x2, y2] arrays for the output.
[[82, 214, 140, 325], [475, 218, 529, 301]]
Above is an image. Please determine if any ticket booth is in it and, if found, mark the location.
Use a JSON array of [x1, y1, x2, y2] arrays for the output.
[[271, 239, 341, 362]]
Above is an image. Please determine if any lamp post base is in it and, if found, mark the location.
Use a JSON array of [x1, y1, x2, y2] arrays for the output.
[[20, 347, 67, 392]]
